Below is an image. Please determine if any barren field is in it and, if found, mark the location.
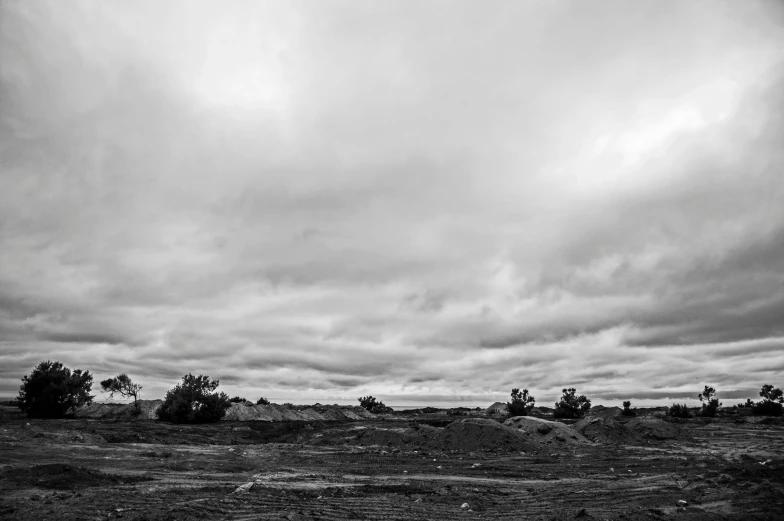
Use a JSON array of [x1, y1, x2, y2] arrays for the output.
[[1, 407, 783, 520]]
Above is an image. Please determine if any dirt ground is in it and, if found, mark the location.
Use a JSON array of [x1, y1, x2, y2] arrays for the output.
[[1, 407, 783, 520]]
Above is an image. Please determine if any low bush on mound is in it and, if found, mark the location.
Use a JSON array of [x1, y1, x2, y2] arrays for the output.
[[358, 395, 393, 414], [553, 388, 591, 419], [669, 403, 692, 418], [698, 386, 721, 417], [621, 400, 637, 417], [751, 384, 783, 416], [507, 388, 535, 416]]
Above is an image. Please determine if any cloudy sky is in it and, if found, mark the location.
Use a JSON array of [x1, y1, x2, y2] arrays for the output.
[[1, 1, 783, 407]]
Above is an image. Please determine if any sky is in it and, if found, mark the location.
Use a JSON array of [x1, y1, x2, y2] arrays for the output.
[[1, 1, 783, 408]]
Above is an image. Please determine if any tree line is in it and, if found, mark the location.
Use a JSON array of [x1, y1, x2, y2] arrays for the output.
[[11, 360, 784, 423]]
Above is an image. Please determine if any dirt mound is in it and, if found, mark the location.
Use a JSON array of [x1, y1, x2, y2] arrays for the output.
[[74, 401, 374, 422], [74, 400, 162, 420], [310, 422, 443, 448], [0, 464, 153, 490], [434, 418, 537, 452], [486, 402, 508, 414], [626, 417, 682, 440], [222, 403, 375, 422], [590, 406, 622, 418], [573, 416, 642, 444], [503, 416, 590, 446]]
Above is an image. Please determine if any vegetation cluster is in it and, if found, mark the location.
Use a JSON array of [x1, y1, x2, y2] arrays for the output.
[[12, 360, 784, 424]]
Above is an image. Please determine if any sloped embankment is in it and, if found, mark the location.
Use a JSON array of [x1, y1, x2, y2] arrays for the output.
[[222, 403, 375, 421], [73, 400, 162, 420], [74, 400, 376, 422]]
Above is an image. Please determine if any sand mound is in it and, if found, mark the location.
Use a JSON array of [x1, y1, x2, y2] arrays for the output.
[[626, 417, 681, 440], [486, 402, 508, 414], [573, 416, 641, 444], [222, 403, 375, 422], [74, 400, 162, 420], [591, 406, 622, 418], [74, 401, 374, 422], [434, 418, 536, 452], [347, 426, 431, 447], [503, 416, 590, 445]]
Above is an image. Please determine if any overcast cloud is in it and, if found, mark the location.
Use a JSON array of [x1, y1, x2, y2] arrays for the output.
[[1, 0, 783, 406]]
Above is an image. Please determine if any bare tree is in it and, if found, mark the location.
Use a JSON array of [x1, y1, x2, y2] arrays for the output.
[[100, 373, 142, 413]]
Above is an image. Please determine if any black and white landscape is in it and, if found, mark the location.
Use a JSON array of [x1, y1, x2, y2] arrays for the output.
[[1, 1, 783, 520]]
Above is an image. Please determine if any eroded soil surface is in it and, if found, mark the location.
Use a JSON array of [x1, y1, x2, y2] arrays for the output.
[[1, 412, 783, 520]]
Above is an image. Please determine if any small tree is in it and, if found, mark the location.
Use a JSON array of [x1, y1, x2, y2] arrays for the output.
[[621, 400, 636, 417], [100, 374, 142, 413], [256, 397, 270, 405], [752, 384, 784, 416], [156, 373, 231, 424], [669, 403, 692, 418], [229, 396, 246, 403], [553, 388, 591, 419], [358, 395, 392, 414], [18, 361, 94, 418], [507, 388, 535, 416], [698, 386, 721, 417]]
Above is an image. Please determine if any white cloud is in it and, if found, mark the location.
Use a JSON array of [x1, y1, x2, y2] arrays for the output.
[[1, 0, 783, 406]]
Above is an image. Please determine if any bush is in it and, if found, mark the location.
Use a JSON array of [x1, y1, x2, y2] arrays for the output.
[[752, 401, 783, 416], [621, 400, 637, 417], [698, 386, 721, 417], [18, 361, 94, 418], [156, 373, 231, 423], [751, 384, 784, 416], [256, 397, 270, 405], [507, 388, 535, 416], [358, 395, 393, 414], [229, 396, 247, 403], [553, 388, 591, 419], [100, 374, 142, 413], [669, 403, 692, 418]]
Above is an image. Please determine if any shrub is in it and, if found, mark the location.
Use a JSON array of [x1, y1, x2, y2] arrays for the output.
[[621, 400, 637, 417], [752, 401, 783, 416], [100, 374, 142, 413], [256, 397, 270, 405], [698, 386, 721, 417], [229, 396, 247, 403], [507, 388, 536, 416], [156, 373, 231, 424], [18, 361, 94, 418], [358, 395, 393, 414], [751, 384, 784, 416], [553, 388, 591, 419], [669, 403, 692, 418]]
